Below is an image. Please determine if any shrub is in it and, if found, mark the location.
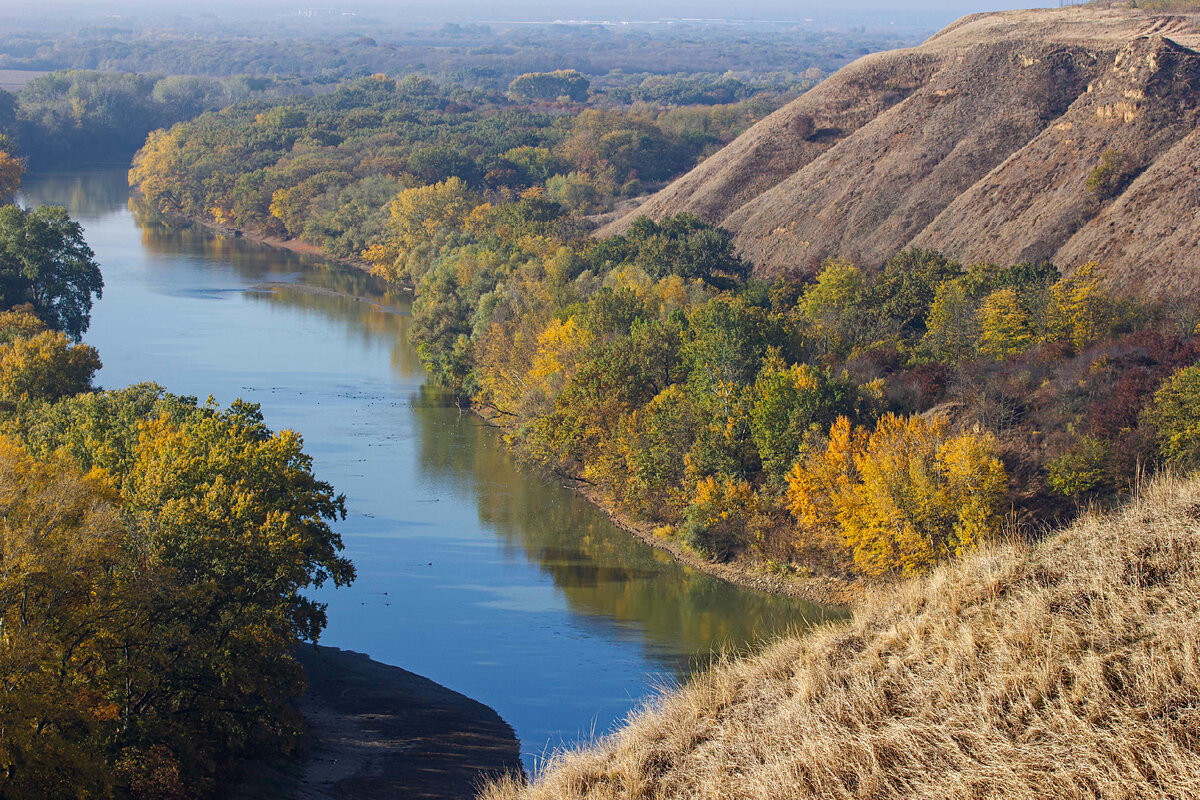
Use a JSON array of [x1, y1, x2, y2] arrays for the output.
[[679, 476, 755, 562], [1143, 364, 1200, 468], [1084, 149, 1133, 200], [1047, 437, 1110, 498]]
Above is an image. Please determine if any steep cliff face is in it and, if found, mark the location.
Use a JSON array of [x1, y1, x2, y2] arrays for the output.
[[603, 9, 1200, 294]]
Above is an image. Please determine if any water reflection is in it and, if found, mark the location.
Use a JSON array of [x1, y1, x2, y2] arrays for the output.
[[17, 167, 132, 217], [411, 398, 841, 674], [20, 166, 847, 769]]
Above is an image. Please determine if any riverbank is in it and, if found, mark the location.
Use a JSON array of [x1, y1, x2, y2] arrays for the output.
[[485, 473, 1200, 800], [162, 210, 858, 609], [237, 645, 524, 800], [163, 210, 388, 280], [573, 483, 860, 608]]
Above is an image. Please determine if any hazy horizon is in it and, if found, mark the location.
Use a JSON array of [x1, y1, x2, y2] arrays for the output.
[[2, 0, 1058, 27]]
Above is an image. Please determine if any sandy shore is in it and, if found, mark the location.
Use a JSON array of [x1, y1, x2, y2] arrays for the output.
[[237, 645, 523, 800]]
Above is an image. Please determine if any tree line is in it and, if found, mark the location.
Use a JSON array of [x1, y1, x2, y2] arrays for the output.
[[395, 199, 1200, 578], [0, 19, 911, 93], [129, 73, 780, 260], [0, 71, 312, 167]]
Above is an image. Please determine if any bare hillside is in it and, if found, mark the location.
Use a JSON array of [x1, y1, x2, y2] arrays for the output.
[[484, 474, 1200, 800], [604, 8, 1200, 294]]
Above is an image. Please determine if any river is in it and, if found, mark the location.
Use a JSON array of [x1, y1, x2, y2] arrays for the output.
[[20, 168, 843, 773]]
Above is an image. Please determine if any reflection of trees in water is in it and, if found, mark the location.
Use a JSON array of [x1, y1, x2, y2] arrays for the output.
[[242, 285, 424, 379], [20, 168, 132, 216], [128, 196, 378, 286], [125, 195, 424, 378], [411, 400, 846, 676]]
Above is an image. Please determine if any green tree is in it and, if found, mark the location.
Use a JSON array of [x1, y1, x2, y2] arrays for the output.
[[922, 280, 979, 363], [798, 259, 871, 354], [873, 248, 962, 335], [750, 353, 864, 482], [1144, 365, 1200, 469], [0, 205, 103, 339], [507, 70, 590, 103]]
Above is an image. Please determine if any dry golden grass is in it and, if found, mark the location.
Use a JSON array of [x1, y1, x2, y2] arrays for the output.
[[484, 474, 1200, 799]]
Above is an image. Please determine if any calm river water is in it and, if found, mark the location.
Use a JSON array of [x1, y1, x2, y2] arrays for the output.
[[21, 168, 842, 771]]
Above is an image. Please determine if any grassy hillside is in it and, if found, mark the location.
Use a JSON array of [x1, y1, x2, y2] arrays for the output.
[[485, 473, 1200, 799]]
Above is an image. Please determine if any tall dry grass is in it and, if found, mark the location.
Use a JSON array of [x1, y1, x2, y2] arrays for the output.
[[484, 474, 1200, 799]]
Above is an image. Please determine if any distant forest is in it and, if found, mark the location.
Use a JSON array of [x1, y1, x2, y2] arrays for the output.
[[0, 20, 917, 90], [0, 20, 922, 167]]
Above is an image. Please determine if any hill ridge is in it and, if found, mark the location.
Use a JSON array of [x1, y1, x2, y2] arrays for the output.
[[603, 8, 1200, 294]]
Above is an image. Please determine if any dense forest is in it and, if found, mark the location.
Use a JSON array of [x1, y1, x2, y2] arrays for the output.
[[128, 73, 787, 254], [0, 147, 353, 797], [129, 82, 1200, 586], [0, 71, 312, 166], [0, 14, 925, 167], [0, 19, 916, 90]]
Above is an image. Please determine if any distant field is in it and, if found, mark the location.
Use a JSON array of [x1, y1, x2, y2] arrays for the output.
[[0, 69, 49, 92]]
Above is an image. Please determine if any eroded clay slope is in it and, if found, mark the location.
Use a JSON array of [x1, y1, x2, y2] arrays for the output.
[[605, 8, 1200, 294]]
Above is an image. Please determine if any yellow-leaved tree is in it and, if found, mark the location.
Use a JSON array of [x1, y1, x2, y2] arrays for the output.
[[1046, 262, 1117, 351], [0, 308, 100, 410], [787, 414, 1007, 577], [798, 259, 869, 355], [785, 415, 866, 572], [922, 280, 979, 363], [363, 177, 478, 283], [526, 316, 594, 410], [679, 474, 757, 561], [977, 287, 1033, 360]]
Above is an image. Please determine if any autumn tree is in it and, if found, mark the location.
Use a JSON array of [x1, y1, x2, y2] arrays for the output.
[[0, 324, 100, 410], [0, 136, 21, 202], [1045, 261, 1118, 351], [8, 387, 356, 794], [798, 259, 874, 355], [977, 287, 1033, 360], [787, 414, 1007, 577], [0, 439, 132, 798], [605, 384, 697, 517], [922, 280, 979, 363], [363, 177, 478, 283], [678, 475, 756, 561], [750, 352, 865, 482]]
